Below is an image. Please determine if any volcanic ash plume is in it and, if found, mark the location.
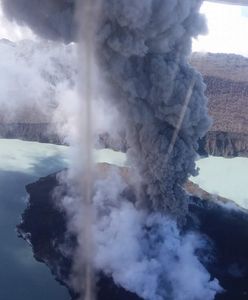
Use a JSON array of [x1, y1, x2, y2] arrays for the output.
[[1, 0, 222, 299], [95, 0, 211, 218], [1, 0, 76, 42]]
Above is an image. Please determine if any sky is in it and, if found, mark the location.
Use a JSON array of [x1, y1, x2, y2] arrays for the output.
[[0, 1, 248, 56], [193, 1, 248, 56]]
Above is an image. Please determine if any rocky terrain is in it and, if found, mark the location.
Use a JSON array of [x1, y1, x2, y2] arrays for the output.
[[191, 53, 248, 157], [17, 166, 248, 300], [185, 181, 233, 204]]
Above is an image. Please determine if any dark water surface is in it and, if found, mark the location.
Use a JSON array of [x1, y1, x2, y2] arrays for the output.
[[0, 139, 69, 300]]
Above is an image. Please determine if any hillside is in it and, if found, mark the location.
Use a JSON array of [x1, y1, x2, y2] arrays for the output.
[[191, 52, 248, 157]]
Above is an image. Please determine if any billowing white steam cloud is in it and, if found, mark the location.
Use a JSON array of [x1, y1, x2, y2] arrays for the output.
[[59, 167, 222, 300], [0, 38, 76, 124], [92, 170, 221, 300], [1, 0, 223, 299], [0, 37, 120, 145]]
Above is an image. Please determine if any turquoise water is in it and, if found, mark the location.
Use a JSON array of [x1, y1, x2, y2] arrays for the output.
[[190, 156, 248, 209]]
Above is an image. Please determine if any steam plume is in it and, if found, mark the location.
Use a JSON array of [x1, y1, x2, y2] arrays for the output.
[[92, 170, 222, 300], [0, 39, 76, 125]]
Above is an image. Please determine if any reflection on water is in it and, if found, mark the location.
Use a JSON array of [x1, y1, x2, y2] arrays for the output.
[[0, 139, 69, 300]]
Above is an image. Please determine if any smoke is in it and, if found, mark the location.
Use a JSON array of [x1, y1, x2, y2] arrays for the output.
[[0, 37, 122, 145], [92, 170, 222, 300], [96, 0, 211, 218], [58, 167, 222, 300], [0, 38, 76, 125], [1, 0, 222, 299]]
